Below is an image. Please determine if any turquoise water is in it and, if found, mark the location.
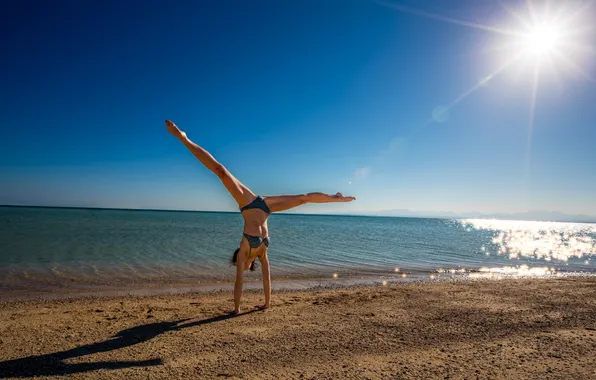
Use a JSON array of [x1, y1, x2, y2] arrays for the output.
[[1, 206, 595, 294]]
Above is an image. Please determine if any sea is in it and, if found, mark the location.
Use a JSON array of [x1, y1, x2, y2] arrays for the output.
[[1, 206, 595, 300]]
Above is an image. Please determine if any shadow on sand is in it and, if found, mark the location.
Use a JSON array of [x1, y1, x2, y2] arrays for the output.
[[0, 310, 257, 378]]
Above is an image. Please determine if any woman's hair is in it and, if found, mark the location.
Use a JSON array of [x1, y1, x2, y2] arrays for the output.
[[231, 248, 258, 271]]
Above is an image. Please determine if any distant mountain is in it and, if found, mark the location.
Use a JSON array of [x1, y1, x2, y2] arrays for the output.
[[481, 210, 596, 223], [356, 209, 596, 223]]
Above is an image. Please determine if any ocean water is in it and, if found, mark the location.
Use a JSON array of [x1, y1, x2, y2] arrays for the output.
[[1, 206, 595, 296]]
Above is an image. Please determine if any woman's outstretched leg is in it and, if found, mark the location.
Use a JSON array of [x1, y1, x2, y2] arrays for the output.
[[166, 120, 256, 207], [265, 192, 355, 213]]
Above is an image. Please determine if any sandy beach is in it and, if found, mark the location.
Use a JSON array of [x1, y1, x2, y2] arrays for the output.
[[1, 277, 595, 379]]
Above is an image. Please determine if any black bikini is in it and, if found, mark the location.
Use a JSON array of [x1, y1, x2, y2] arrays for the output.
[[240, 196, 271, 248], [240, 196, 271, 215], [243, 233, 270, 249]]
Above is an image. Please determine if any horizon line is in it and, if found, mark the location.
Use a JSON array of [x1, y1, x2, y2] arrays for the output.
[[1, 204, 595, 223]]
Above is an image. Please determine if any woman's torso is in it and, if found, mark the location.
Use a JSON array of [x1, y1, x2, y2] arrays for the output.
[[241, 208, 269, 237], [240, 197, 271, 261], [240, 196, 271, 238]]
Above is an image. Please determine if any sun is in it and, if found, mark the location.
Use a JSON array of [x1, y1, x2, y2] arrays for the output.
[[499, 1, 593, 77], [523, 22, 562, 57]]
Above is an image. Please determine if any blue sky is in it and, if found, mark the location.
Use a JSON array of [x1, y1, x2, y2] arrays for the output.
[[1, 0, 595, 216]]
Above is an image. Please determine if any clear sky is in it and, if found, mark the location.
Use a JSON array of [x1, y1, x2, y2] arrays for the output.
[[1, 0, 595, 216]]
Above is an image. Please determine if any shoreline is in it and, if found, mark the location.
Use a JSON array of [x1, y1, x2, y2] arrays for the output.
[[2, 268, 595, 303], [1, 277, 595, 378]]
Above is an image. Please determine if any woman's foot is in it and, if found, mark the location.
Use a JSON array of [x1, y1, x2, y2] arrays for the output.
[[334, 192, 356, 202], [165, 120, 186, 139]]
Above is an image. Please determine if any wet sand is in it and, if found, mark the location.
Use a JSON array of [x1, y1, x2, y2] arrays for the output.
[[1, 277, 595, 379]]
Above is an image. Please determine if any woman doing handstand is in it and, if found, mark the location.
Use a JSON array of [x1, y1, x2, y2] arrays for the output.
[[166, 120, 356, 314]]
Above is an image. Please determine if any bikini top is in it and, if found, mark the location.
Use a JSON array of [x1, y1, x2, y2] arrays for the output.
[[240, 196, 271, 215]]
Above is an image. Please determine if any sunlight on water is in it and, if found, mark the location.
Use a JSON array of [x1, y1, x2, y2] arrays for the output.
[[460, 219, 596, 262], [468, 265, 555, 278]]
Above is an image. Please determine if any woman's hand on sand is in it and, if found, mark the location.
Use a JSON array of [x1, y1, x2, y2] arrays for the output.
[[165, 120, 185, 139], [333, 193, 356, 202]]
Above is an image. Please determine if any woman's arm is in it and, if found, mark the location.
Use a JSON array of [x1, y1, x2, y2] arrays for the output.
[[259, 254, 271, 309], [233, 250, 246, 314]]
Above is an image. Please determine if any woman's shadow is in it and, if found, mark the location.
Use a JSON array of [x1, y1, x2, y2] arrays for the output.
[[0, 310, 256, 378]]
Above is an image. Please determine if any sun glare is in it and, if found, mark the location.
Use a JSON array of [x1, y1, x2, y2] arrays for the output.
[[524, 22, 562, 57], [371, 0, 593, 188], [377, 0, 594, 114], [499, 1, 594, 79]]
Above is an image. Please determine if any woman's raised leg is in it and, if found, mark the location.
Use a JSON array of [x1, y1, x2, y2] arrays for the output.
[[265, 192, 355, 213], [166, 120, 256, 207]]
